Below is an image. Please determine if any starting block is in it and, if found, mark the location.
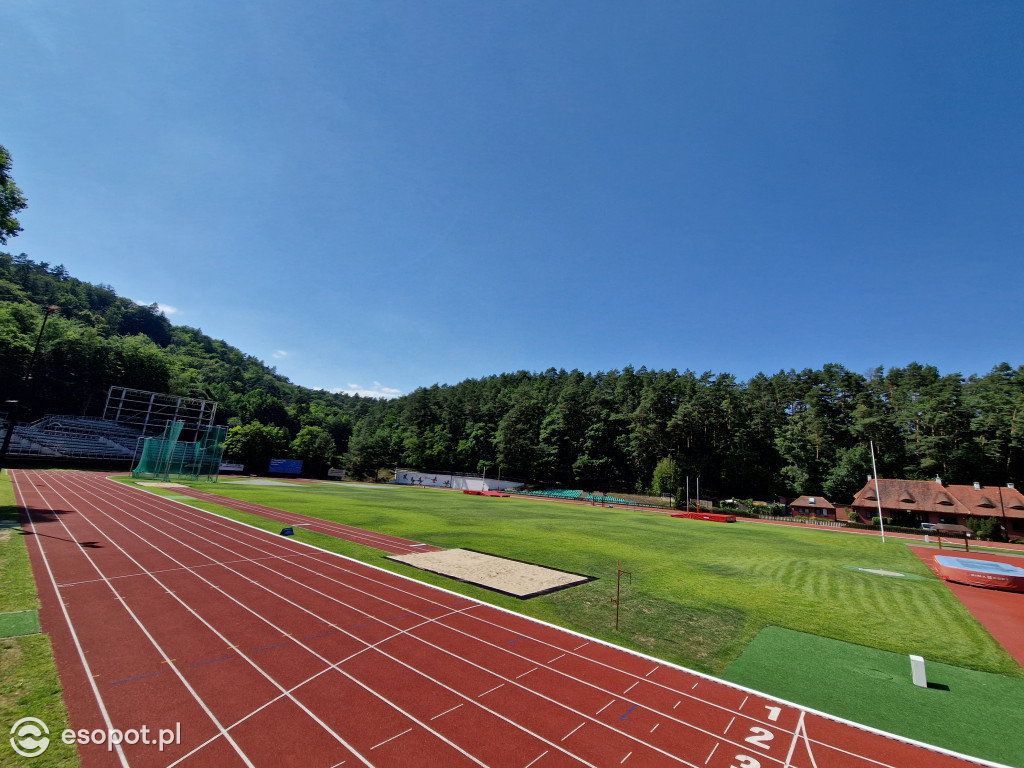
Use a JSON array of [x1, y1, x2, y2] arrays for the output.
[[280, 527, 295, 536]]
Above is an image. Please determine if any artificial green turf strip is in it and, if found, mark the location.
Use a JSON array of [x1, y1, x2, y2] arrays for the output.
[[0, 611, 41, 638], [722, 626, 1024, 768]]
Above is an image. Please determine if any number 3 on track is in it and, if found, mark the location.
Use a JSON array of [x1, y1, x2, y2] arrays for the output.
[[730, 757, 760, 768]]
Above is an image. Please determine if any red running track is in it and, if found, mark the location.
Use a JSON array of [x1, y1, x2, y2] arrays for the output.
[[170, 486, 444, 555], [12, 470, 1000, 768]]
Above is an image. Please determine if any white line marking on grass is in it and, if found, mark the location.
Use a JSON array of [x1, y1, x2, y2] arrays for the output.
[[371, 728, 412, 749]]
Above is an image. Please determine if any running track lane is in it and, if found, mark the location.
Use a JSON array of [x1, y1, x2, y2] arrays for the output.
[[167, 486, 444, 555], [12, 470, 1000, 768]]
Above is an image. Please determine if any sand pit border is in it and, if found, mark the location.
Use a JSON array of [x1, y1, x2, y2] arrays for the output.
[[386, 548, 596, 599]]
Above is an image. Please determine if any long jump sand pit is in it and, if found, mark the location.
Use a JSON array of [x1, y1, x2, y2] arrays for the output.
[[387, 548, 595, 598]]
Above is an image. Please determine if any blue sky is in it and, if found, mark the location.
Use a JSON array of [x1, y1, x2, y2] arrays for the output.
[[5, 1, 1023, 398]]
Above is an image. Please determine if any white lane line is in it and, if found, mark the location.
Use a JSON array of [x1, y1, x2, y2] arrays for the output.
[[431, 703, 463, 721], [517, 667, 539, 680], [548, 653, 566, 664], [478, 683, 505, 698], [723, 716, 735, 735], [524, 750, 548, 768], [371, 727, 412, 750], [645, 665, 659, 677], [650, 723, 660, 734], [623, 681, 639, 695], [561, 722, 585, 742], [620, 751, 632, 764], [574, 642, 589, 651], [596, 699, 616, 715], [704, 743, 718, 765], [739, 695, 749, 711]]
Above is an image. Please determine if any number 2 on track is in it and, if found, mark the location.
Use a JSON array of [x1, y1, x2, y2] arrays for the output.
[[744, 727, 774, 750]]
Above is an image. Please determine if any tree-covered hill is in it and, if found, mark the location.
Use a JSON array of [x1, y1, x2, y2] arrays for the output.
[[0, 252, 370, 455], [3, 251, 1023, 500]]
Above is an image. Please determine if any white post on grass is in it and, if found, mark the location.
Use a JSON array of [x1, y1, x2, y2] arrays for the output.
[[910, 655, 927, 688], [870, 440, 886, 544]]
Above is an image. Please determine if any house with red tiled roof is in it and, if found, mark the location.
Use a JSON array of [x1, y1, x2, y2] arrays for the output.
[[789, 495, 837, 521], [851, 477, 1024, 538]]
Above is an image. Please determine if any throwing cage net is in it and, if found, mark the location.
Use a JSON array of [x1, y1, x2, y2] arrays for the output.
[[131, 421, 227, 482]]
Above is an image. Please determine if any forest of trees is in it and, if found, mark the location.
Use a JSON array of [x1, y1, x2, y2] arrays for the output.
[[3, 251, 1024, 500], [2, 144, 1023, 498]]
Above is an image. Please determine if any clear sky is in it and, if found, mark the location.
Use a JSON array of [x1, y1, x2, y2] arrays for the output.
[[5, 1, 1023, 398]]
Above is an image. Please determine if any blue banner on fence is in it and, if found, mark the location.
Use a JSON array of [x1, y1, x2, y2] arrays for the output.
[[269, 458, 303, 475]]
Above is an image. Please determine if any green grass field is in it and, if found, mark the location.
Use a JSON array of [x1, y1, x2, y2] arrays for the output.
[[0, 470, 76, 768]]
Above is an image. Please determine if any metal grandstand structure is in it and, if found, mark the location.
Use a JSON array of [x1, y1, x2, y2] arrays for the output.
[[0, 388, 222, 466], [103, 387, 217, 442]]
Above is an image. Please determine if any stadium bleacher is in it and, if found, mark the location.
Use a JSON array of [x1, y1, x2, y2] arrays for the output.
[[1, 415, 145, 461]]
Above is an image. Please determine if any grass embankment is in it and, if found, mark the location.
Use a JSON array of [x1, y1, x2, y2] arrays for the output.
[[0, 470, 76, 768]]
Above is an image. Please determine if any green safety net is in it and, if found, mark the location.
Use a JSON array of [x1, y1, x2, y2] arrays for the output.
[[132, 422, 226, 482]]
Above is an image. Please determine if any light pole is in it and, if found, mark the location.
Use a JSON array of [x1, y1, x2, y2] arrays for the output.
[[0, 305, 59, 472]]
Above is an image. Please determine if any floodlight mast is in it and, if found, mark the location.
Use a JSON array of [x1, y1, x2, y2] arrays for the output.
[[870, 440, 886, 544], [0, 305, 59, 472]]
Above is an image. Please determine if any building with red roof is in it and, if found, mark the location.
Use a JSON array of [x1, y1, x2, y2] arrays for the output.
[[789, 495, 838, 521], [851, 477, 1024, 538]]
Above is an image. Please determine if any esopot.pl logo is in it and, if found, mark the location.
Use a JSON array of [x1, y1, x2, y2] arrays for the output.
[[10, 717, 50, 758]]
